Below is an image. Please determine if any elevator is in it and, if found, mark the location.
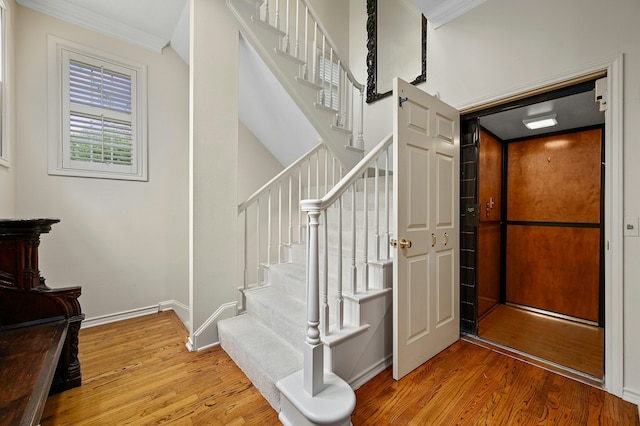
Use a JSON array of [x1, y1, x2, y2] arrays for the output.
[[460, 79, 606, 380]]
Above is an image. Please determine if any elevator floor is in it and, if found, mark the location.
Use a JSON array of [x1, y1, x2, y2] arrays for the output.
[[478, 304, 604, 378]]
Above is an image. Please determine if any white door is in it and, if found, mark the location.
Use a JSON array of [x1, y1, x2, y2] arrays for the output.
[[392, 77, 460, 380]]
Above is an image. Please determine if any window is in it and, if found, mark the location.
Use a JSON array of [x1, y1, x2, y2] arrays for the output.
[[318, 56, 340, 111], [0, 0, 8, 167], [48, 37, 147, 180]]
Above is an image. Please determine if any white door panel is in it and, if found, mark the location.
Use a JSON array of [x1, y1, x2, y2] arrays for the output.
[[393, 78, 460, 380]]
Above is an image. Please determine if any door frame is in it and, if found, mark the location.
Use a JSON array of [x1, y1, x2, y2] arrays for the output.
[[455, 54, 624, 398]]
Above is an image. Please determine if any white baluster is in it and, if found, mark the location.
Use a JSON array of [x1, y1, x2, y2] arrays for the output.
[[256, 198, 261, 283], [322, 209, 329, 336], [312, 22, 317, 85], [385, 147, 390, 259], [275, 0, 280, 30], [299, 165, 303, 242], [243, 211, 248, 291], [264, 0, 270, 24], [351, 184, 357, 294], [363, 172, 369, 291], [337, 168, 344, 330], [357, 88, 365, 149], [337, 60, 342, 124], [315, 151, 320, 199], [278, 182, 283, 263], [284, 0, 290, 52], [288, 175, 293, 246], [295, 0, 300, 58], [303, 7, 309, 79], [330, 48, 335, 113], [374, 160, 380, 261], [267, 189, 272, 265]]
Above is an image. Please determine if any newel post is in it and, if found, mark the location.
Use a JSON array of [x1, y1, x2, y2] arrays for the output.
[[302, 203, 325, 396]]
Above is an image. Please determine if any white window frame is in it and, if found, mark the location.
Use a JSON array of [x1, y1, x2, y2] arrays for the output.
[[318, 55, 340, 111], [0, 0, 9, 168], [48, 36, 148, 181]]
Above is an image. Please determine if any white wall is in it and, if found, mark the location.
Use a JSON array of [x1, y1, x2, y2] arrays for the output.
[[14, 5, 190, 322], [426, 0, 640, 404], [351, 0, 640, 404], [238, 121, 283, 202], [188, 0, 240, 348], [0, 0, 18, 217]]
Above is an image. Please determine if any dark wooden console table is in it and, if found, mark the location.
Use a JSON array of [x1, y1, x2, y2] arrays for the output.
[[0, 219, 83, 425]]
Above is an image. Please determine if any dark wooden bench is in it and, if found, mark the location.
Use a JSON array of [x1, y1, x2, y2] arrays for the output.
[[0, 317, 68, 426], [0, 219, 83, 426]]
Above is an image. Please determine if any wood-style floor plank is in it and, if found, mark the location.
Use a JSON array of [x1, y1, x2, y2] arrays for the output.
[[42, 311, 638, 425], [352, 341, 638, 425], [479, 304, 604, 377], [41, 312, 279, 425]]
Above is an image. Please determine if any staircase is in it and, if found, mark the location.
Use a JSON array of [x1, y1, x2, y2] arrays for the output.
[[219, 172, 393, 410], [227, 0, 365, 169], [220, 0, 395, 423]]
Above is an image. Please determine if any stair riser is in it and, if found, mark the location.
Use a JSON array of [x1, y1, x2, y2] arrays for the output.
[[246, 289, 307, 349]]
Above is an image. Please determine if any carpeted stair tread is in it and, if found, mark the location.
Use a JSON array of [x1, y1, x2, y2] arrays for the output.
[[245, 286, 306, 349], [218, 313, 303, 410]]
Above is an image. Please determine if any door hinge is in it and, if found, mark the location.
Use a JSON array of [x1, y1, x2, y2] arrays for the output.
[[399, 96, 408, 108], [595, 77, 608, 112]]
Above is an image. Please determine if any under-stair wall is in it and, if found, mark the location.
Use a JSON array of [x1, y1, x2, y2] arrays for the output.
[[228, 0, 365, 169]]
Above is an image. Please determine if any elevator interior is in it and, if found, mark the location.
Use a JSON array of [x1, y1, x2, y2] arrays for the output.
[[461, 79, 606, 379]]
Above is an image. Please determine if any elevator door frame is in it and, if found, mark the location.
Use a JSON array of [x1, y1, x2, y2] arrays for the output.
[[456, 55, 624, 398]]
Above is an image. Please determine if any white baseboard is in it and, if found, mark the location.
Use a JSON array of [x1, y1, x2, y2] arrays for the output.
[[159, 299, 190, 328], [186, 301, 237, 352], [348, 355, 392, 391], [623, 386, 640, 406], [82, 299, 190, 329]]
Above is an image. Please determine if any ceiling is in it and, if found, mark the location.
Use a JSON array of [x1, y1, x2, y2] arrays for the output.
[[16, 0, 486, 65], [480, 89, 605, 141], [17, 0, 190, 62]]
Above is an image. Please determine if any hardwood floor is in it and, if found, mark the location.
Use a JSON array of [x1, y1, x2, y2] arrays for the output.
[[41, 311, 279, 425], [42, 311, 638, 425], [479, 304, 604, 378]]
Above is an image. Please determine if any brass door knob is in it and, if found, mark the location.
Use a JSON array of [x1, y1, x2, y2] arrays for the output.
[[399, 239, 412, 249]]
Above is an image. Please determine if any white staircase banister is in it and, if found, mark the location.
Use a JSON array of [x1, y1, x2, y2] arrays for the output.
[[238, 141, 324, 214], [298, 0, 363, 91], [300, 133, 393, 212]]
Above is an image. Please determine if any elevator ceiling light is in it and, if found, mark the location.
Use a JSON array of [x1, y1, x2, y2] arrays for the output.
[[523, 114, 558, 130]]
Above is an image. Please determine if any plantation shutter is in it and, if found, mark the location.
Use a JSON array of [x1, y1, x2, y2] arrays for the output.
[[319, 57, 340, 110], [68, 58, 133, 166]]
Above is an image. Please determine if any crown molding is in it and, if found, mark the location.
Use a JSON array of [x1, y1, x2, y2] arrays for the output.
[[17, 0, 168, 53], [423, 0, 486, 29]]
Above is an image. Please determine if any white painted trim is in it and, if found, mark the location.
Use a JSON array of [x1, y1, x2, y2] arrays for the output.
[[82, 304, 159, 329], [187, 301, 237, 352], [16, 0, 168, 53], [158, 299, 191, 328], [46, 35, 149, 181], [456, 54, 625, 399], [349, 355, 393, 390], [82, 299, 190, 329], [424, 0, 487, 29], [622, 387, 640, 406]]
